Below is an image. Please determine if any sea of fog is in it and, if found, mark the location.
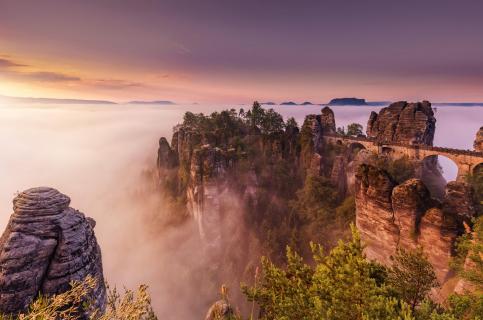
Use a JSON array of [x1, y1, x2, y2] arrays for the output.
[[0, 102, 481, 318]]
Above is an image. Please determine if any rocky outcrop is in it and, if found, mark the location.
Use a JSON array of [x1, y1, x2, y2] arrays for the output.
[[392, 179, 433, 250], [320, 107, 336, 133], [330, 155, 348, 196], [157, 137, 178, 169], [418, 207, 459, 282], [204, 299, 235, 320], [300, 107, 338, 173], [474, 127, 483, 152], [0, 187, 106, 316], [355, 164, 398, 265], [442, 181, 476, 225], [355, 165, 473, 285], [186, 145, 234, 240], [366, 101, 436, 145]]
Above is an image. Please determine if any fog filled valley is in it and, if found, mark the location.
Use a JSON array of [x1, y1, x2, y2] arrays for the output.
[[0, 102, 482, 319]]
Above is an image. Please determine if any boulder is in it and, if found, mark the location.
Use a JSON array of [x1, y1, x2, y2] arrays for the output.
[[0, 187, 106, 316]]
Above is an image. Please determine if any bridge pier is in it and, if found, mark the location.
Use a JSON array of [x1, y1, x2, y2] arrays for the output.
[[456, 164, 471, 182]]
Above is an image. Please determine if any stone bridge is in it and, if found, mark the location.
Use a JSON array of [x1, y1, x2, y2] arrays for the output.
[[323, 133, 483, 181]]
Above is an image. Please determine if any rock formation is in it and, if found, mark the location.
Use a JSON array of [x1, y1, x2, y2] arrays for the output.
[[442, 181, 476, 225], [204, 299, 235, 320], [474, 126, 483, 152], [354, 164, 398, 265], [366, 101, 436, 145], [0, 187, 106, 316], [320, 106, 336, 133], [157, 137, 178, 169], [355, 164, 475, 285]]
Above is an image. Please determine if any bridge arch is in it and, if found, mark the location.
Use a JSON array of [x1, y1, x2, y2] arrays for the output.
[[381, 146, 395, 156], [420, 155, 458, 199], [349, 142, 366, 152], [473, 162, 483, 176]]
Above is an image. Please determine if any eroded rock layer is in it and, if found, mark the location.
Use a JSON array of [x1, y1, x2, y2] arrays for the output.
[[0, 187, 106, 316], [355, 164, 474, 285]]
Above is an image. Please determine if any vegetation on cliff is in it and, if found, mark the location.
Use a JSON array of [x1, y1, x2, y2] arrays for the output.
[[154, 102, 482, 319], [159, 102, 356, 261], [0, 277, 157, 320], [239, 228, 482, 320]]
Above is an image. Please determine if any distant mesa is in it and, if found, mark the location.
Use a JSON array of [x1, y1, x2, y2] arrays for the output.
[[280, 101, 297, 105], [261, 102, 276, 105], [128, 100, 175, 105], [328, 97, 367, 106], [301, 101, 313, 105]]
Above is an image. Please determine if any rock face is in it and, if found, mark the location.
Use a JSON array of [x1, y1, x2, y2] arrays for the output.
[[355, 164, 398, 265], [355, 165, 476, 286], [474, 126, 483, 152], [366, 101, 436, 145], [0, 187, 106, 316], [442, 181, 476, 225], [320, 107, 336, 133], [157, 137, 178, 169]]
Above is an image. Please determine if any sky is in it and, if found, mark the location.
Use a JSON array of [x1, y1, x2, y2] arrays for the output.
[[1, 0, 483, 104]]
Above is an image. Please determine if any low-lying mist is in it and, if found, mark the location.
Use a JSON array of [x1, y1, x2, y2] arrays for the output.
[[0, 102, 481, 318]]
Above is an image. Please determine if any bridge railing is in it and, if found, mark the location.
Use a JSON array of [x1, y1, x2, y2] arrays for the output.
[[322, 133, 483, 157]]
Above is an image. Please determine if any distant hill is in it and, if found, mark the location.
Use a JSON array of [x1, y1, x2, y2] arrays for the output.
[[261, 102, 276, 105], [433, 102, 483, 107], [128, 100, 175, 105], [301, 101, 313, 105], [280, 101, 297, 105], [0, 95, 116, 105], [329, 98, 367, 106], [366, 101, 391, 106]]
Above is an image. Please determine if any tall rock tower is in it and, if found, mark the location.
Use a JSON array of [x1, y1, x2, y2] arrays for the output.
[[0, 187, 106, 316]]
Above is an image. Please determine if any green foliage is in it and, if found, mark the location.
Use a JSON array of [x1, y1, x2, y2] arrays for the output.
[[335, 195, 356, 225], [336, 126, 345, 135], [0, 277, 158, 320], [467, 165, 483, 215], [415, 294, 483, 320], [452, 216, 483, 292], [388, 248, 439, 311], [375, 156, 416, 184], [4, 276, 98, 320], [242, 227, 415, 320], [347, 123, 363, 136], [98, 284, 157, 320], [290, 175, 337, 224]]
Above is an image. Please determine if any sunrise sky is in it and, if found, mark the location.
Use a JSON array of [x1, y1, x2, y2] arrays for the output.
[[1, 0, 483, 104]]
